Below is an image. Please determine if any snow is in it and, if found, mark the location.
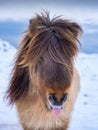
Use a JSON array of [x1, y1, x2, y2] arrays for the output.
[[69, 53, 98, 130], [0, 39, 98, 130], [0, 39, 22, 130]]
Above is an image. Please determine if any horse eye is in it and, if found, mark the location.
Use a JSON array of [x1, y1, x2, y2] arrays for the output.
[[39, 57, 44, 61]]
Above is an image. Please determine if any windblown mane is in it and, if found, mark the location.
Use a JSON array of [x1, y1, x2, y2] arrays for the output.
[[18, 12, 82, 66], [6, 11, 82, 104]]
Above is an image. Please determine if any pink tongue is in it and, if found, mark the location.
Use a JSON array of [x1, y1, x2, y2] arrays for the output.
[[52, 108, 61, 116]]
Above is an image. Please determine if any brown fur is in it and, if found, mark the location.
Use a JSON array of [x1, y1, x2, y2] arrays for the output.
[[6, 11, 82, 130]]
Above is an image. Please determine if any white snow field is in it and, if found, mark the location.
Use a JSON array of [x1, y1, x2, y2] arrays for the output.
[[0, 39, 98, 130]]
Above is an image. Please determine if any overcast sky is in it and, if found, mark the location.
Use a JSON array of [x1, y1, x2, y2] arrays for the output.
[[0, 0, 98, 24]]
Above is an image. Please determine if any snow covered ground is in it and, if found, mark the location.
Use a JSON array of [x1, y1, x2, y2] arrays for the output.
[[0, 39, 98, 130]]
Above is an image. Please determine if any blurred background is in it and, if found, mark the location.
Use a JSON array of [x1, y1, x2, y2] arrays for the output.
[[0, 0, 98, 53]]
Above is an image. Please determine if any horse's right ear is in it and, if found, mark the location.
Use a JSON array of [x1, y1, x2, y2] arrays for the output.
[[71, 22, 83, 38]]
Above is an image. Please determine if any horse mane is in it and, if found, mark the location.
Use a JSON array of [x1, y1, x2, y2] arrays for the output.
[[6, 11, 82, 104], [18, 11, 82, 67]]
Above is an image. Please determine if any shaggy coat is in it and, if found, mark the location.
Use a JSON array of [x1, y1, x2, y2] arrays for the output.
[[7, 12, 82, 130]]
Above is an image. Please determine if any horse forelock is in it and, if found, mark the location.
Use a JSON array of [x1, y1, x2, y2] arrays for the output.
[[19, 12, 82, 68]]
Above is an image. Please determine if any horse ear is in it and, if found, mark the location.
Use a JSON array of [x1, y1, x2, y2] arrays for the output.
[[71, 22, 82, 38], [6, 64, 29, 104]]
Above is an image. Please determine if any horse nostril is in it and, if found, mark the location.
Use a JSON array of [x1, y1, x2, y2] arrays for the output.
[[48, 94, 57, 104], [48, 93, 68, 106], [52, 94, 57, 102], [60, 94, 68, 104]]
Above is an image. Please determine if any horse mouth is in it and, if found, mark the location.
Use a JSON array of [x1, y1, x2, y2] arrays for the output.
[[50, 105, 64, 110], [51, 105, 63, 116], [48, 104, 64, 116], [46, 95, 65, 116]]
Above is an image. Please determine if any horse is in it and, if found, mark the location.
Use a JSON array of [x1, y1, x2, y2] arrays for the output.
[[7, 11, 82, 130]]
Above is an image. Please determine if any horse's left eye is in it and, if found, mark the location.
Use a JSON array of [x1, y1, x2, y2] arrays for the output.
[[39, 57, 44, 61]]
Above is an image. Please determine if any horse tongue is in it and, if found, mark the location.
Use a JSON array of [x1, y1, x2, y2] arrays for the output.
[[52, 108, 61, 116]]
